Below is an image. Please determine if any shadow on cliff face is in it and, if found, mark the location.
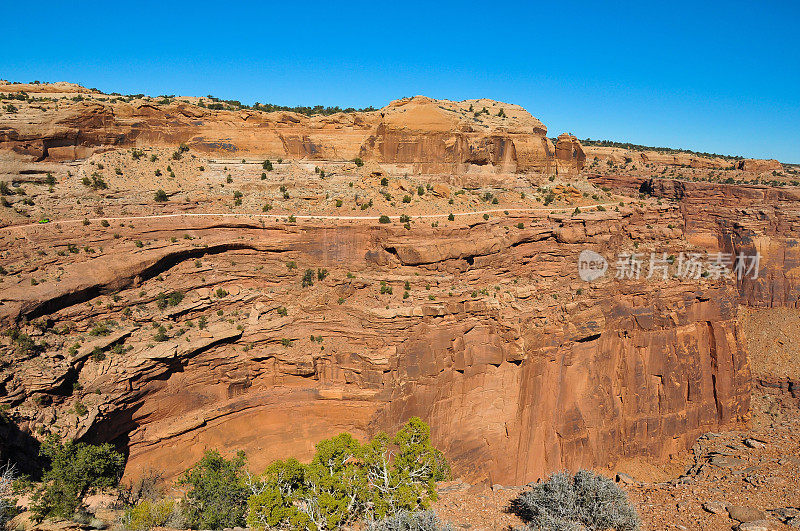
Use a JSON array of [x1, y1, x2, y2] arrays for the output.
[[77, 403, 145, 469], [0, 414, 43, 478]]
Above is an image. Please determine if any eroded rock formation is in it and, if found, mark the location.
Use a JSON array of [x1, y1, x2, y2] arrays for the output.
[[0, 207, 750, 484], [1, 81, 790, 487]]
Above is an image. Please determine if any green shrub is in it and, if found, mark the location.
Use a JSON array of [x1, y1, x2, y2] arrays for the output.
[[156, 291, 184, 309], [121, 499, 182, 531], [302, 269, 315, 287], [154, 189, 168, 202], [88, 321, 112, 336], [31, 435, 124, 521], [354, 158, 364, 167], [366, 510, 453, 531], [379, 215, 390, 224], [263, 160, 273, 171], [246, 417, 449, 530], [180, 450, 249, 529], [509, 470, 639, 531], [153, 326, 168, 342]]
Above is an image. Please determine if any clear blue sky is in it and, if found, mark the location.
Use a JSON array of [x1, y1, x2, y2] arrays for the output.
[[3, 0, 799, 162]]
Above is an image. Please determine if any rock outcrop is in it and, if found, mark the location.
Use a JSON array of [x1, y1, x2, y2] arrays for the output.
[[590, 174, 800, 308], [1, 80, 790, 489], [0, 208, 750, 484], [0, 87, 572, 175], [554, 133, 586, 174], [736, 158, 783, 173]]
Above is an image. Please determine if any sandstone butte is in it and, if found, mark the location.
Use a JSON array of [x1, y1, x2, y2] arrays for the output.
[[0, 81, 794, 489]]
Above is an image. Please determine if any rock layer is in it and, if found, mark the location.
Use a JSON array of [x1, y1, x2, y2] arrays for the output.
[[0, 207, 750, 484]]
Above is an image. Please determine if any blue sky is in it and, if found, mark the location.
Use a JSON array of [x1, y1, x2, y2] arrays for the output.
[[3, 0, 799, 162]]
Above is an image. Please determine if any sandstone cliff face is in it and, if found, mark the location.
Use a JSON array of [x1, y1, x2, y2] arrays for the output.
[[583, 146, 735, 169], [736, 158, 783, 173], [0, 81, 786, 487], [554, 133, 586, 175], [357, 97, 555, 175], [0, 88, 570, 175], [0, 207, 749, 484], [590, 174, 800, 309]]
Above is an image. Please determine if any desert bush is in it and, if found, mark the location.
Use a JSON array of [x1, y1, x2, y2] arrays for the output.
[[121, 498, 183, 531], [81, 174, 107, 190], [246, 417, 449, 530], [263, 160, 273, 171], [88, 321, 112, 336], [180, 450, 249, 529], [1, 463, 16, 530], [509, 470, 639, 531], [156, 291, 184, 309], [379, 215, 390, 224], [31, 435, 124, 521], [153, 326, 168, 342], [366, 510, 453, 531], [154, 189, 168, 202]]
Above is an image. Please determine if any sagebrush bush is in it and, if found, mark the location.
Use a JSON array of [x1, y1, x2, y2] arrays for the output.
[[121, 499, 183, 531], [510, 470, 639, 531], [1, 464, 16, 530], [366, 510, 453, 531]]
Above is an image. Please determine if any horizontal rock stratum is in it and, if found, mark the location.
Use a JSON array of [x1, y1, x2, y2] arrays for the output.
[[0, 81, 791, 486], [0, 205, 754, 484]]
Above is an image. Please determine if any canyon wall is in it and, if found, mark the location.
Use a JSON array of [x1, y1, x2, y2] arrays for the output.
[[590, 174, 800, 308], [0, 206, 750, 484], [0, 88, 572, 175]]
